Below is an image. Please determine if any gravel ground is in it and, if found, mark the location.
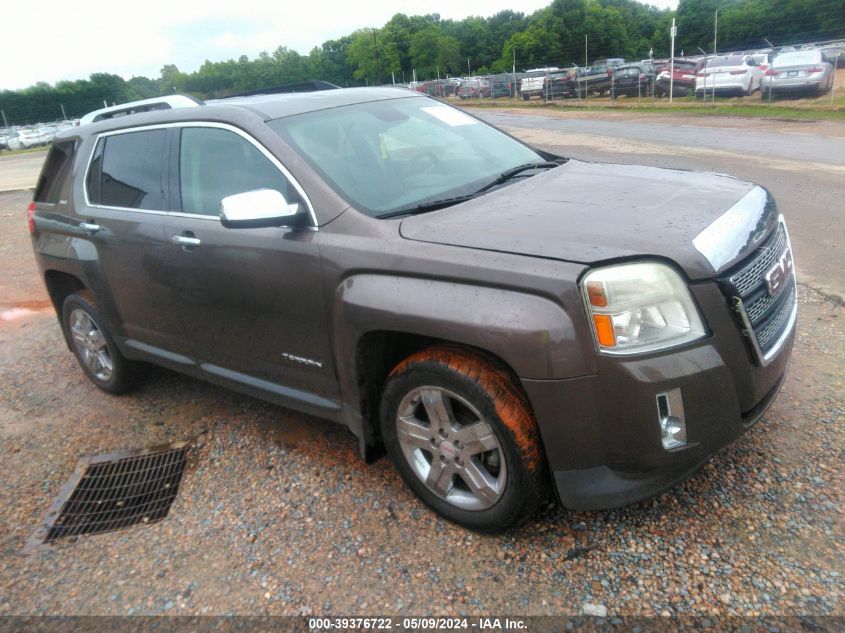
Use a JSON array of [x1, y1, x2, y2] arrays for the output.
[[0, 176, 842, 617]]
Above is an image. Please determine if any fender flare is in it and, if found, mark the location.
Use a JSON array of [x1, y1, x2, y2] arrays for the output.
[[332, 273, 595, 453]]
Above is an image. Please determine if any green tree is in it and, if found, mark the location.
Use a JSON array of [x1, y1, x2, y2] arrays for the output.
[[409, 26, 461, 78], [347, 28, 400, 84]]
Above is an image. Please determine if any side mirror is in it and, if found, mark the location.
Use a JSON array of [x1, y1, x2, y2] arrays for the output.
[[219, 189, 302, 229]]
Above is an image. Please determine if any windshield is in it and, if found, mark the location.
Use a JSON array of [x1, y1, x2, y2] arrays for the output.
[[706, 56, 745, 69], [673, 61, 698, 71], [774, 51, 821, 67], [267, 97, 542, 217]]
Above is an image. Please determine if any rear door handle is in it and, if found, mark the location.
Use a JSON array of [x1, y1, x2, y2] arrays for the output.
[[79, 222, 100, 234], [170, 235, 201, 247]]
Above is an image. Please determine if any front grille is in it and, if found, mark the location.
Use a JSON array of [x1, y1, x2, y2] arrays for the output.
[[29, 443, 188, 546], [755, 293, 795, 350], [719, 219, 796, 364], [729, 223, 787, 295]]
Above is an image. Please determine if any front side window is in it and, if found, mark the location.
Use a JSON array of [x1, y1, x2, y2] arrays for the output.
[[178, 127, 296, 216], [268, 97, 542, 217], [87, 129, 167, 209]]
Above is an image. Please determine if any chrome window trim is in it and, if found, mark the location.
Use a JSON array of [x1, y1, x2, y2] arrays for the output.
[[82, 121, 318, 228]]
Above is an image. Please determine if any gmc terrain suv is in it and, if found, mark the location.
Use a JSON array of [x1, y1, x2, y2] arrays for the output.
[[29, 88, 796, 532]]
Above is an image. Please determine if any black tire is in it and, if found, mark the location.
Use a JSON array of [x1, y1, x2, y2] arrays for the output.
[[61, 292, 146, 394], [522, 93, 529, 101], [380, 346, 547, 533]]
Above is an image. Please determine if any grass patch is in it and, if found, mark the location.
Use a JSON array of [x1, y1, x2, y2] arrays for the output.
[[454, 94, 845, 121], [0, 146, 50, 157]]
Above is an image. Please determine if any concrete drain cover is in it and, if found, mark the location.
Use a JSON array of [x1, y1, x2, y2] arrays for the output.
[[28, 442, 188, 547]]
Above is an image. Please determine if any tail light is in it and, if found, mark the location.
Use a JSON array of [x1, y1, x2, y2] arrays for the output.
[[639, 74, 646, 80], [696, 72, 708, 77], [730, 70, 747, 75], [765, 69, 778, 76], [806, 66, 822, 73], [27, 202, 36, 234]]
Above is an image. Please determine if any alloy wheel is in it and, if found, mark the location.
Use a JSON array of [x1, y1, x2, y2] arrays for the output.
[[395, 386, 507, 510], [69, 309, 113, 382]]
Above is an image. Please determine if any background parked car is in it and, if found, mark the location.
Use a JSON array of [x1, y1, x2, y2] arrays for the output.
[[762, 49, 834, 97], [6, 128, 50, 150], [655, 58, 702, 96], [820, 42, 845, 67], [612, 62, 655, 97], [695, 54, 763, 97], [576, 58, 625, 95], [457, 78, 491, 99], [520, 67, 560, 100]]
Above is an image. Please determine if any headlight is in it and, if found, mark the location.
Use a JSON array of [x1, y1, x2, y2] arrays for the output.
[[580, 262, 707, 354]]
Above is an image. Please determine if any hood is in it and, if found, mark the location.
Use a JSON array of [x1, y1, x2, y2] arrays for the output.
[[400, 160, 775, 280]]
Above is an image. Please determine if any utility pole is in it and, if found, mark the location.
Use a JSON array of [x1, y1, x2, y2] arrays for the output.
[[669, 18, 677, 103], [467, 58, 471, 77], [373, 29, 381, 86], [1, 110, 8, 129], [512, 48, 516, 74], [585, 35, 589, 100], [61, 104, 67, 120], [712, 8, 718, 102]]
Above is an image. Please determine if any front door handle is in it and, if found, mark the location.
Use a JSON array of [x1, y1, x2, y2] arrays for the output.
[[170, 234, 201, 248], [79, 222, 100, 234]]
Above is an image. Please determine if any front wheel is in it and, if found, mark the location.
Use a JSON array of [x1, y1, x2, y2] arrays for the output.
[[62, 292, 146, 394], [380, 346, 547, 532]]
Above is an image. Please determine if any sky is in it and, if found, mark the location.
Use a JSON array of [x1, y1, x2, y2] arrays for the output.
[[3, 0, 679, 91]]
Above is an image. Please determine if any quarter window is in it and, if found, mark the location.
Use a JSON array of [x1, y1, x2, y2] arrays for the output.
[[34, 140, 77, 204], [178, 127, 296, 216], [87, 129, 167, 209]]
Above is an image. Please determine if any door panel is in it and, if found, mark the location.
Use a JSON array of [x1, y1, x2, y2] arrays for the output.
[[163, 124, 339, 408], [78, 129, 189, 355]]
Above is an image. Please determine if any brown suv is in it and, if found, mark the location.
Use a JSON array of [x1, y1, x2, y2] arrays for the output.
[[29, 88, 796, 532]]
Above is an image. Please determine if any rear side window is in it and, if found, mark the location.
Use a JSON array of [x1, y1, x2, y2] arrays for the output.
[[177, 127, 297, 216], [86, 129, 167, 210], [34, 140, 77, 204]]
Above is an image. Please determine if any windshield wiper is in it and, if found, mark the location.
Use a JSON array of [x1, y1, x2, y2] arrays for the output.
[[376, 161, 561, 220], [475, 161, 560, 194], [377, 193, 478, 219]]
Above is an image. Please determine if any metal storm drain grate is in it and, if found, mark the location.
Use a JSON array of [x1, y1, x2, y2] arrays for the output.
[[29, 442, 188, 547]]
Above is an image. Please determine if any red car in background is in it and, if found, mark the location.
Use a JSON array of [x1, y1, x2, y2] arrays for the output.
[[655, 58, 702, 97]]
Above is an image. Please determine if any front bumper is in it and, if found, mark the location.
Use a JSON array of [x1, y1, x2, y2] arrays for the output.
[[523, 281, 795, 510]]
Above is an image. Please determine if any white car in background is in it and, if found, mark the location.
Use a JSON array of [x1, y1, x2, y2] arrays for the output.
[[695, 54, 763, 97], [6, 129, 49, 150]]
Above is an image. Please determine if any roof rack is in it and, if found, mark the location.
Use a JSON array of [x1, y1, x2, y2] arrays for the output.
[[79, 95, 203, 126], [224, 80, 341, 98]]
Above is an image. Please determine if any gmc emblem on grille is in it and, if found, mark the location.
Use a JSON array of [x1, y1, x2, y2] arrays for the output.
[[765, 248, 793, 296]]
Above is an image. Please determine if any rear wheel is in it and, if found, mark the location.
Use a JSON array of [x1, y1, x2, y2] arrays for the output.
[[380, 346, 547, 532], [62, 293, 146, 394]]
